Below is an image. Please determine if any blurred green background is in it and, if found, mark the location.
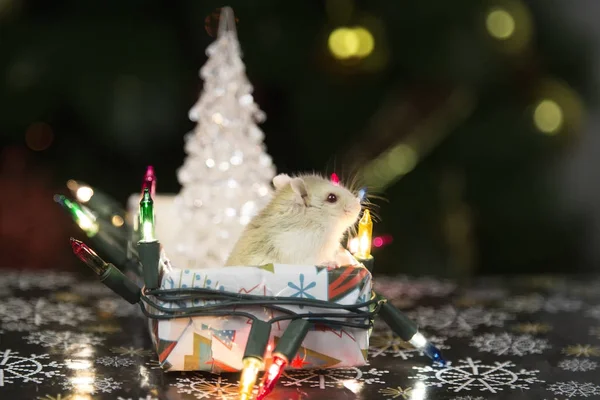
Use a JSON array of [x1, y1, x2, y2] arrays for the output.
[[1, 0, 599, 277]]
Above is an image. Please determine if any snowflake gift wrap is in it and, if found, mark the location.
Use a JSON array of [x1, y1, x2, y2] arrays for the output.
[[143, 259, 373, 373]]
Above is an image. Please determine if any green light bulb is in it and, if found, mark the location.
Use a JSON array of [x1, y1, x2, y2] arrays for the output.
[[55, 195, 99, 236], [139, 188, 155, 242]]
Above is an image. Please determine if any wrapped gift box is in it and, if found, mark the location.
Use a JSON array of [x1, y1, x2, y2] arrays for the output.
[[145, 260, 373, 372], [129, 195, 373, 372]]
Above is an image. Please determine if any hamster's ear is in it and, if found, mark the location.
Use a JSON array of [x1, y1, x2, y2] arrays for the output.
[[290, 177, 309, 206], [273, 174, 291, 190]]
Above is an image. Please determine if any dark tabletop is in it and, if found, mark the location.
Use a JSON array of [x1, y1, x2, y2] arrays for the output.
[[1, 270, 599, 400]]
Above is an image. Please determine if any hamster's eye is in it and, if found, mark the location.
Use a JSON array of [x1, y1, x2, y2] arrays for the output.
[[326, 193, 338, 203]]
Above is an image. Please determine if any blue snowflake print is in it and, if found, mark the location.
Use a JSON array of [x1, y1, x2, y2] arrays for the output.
[[288, 274, 317, 300]]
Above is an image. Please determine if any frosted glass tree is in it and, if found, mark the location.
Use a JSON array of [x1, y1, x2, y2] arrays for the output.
[[172, 7, 276, 268]]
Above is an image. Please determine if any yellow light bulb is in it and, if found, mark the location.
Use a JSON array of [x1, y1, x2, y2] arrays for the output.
[[239, 357, 262, 400], [356, 209, 373, 259]]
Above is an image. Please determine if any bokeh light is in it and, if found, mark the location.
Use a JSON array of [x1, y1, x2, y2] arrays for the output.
[[25, 122, 54, 151], [329, 28, 359, 59], [531, 78, 584, 136], [111, 215, 125, 227], [76, 186, 94, 203], [67, 179, 78, 191], [328, 26, 374, 60], [486, 8, 515, 40], [387, 144, 418, 175], [483, 0, 533, 54], [354, 27, 375, 57], [533, 99, 563, 135]]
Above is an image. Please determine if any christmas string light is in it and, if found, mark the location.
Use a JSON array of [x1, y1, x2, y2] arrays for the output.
[[54, 194, 99, 236], [55, 194, 142, 275], [257, 319, 312, 400], [239, 320, 271, 400], [358, 187, 367, 201], [67, 179, 127, 223], [330, 173, 340, 185], [70, 238, 141, 304], [353, 209, 374, 272], [143, 165, 157, 199], [377, 295, 446, 366], [138, 188, 160, 289], [61, 167, 447, 398]]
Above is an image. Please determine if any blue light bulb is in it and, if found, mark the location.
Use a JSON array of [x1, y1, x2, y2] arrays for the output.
[[422, 342, 447, 367]]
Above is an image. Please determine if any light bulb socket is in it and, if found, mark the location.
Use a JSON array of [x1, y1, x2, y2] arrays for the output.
[[274, 319, 311, 361], [357, 256, 374, 273], [100, 263, 141, 304], [243, 320, 271, 361], [377, 295, 418, 341], [138, 240, 160, 289]]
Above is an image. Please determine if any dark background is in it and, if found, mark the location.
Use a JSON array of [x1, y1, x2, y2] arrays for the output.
[[1, 0, 600, 278]]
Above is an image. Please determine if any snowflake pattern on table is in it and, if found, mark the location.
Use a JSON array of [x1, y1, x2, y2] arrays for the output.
[[50, 292, 85, 303], [369, 330, 449, 359], [70, 281, 115, 297], [83, 323, 122, 334], [96, 298, 144, 318], [547, 381, 600, 398], [0, 285, 13, 297], [449, 397, 485, 400], [96, 356, 136, 368], [585, 305, 600, 320], [378, 386, 414, 399], [287, 274, 316, 299], [460, 287, 508, 302], [36, 395, 73, 400], [173, 374, 239, 399], [0, 271, 76, 290], [590, 326, 600, 339], [0, 349, 64, 386], [410, 357, 544, 393], [562, 344, 600, 357], [281, 367, 389, 389], [145, 360, 163, 369], [406, 306, 514, 337], [502, 294, 583, 313], [24, 330, 104, 351], [557, 358, 598, 372], [1, 321, 39, 332], [61, 376, 122, 394], [470, 333, 551, 356], [511, 322, 552, 335], [0, 298, 95, 326], [110, 346, 154, 357], [373, 276, 456, 300]]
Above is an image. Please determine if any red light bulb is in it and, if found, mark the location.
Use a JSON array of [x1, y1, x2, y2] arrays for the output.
[[330, 173, 340, 185], [70, 238, 108, 276], [143, 165, 156, 198], [257, 354, 287, 400]]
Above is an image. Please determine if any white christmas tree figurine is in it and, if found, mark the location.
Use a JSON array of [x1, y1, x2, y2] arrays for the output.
[[172, 7, 276, 268]]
